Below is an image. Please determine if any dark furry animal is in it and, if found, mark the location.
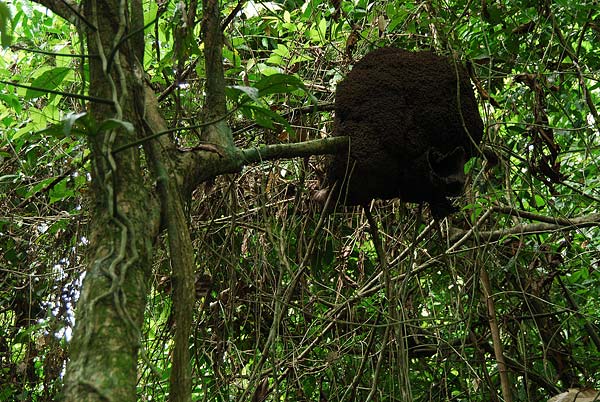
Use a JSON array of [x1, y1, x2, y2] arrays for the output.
[[321, 47, 484, 218]]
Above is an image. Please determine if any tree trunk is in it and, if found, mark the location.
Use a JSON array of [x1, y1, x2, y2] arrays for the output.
[[63, 0, 160, 400]]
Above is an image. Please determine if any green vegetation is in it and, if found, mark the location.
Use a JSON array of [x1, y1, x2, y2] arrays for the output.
[[1, 0, 599, 401]]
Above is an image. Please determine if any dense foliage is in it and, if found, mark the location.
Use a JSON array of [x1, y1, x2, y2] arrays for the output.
[[1, 0, 599, 400]]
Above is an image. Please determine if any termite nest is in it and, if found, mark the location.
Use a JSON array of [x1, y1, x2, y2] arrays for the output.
[[319, 47, 484, 218]]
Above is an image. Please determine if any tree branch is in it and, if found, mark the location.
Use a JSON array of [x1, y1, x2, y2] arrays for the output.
[[449, 209, 600, 243], [239, 136, 348, 163], [491, 206, 577, 225], [141, 87, 195, 402], [179, 136, 349, 197], [33, 0, 93, 29], [201, 0, 234, 149]]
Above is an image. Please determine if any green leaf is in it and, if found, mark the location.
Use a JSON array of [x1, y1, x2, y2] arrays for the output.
[[227, 85, 260, 102], [317, 17, 327, 40], [533, 194, 546, 208], [267, 44, 290, 65], [62, 112, 88, 137], [25, 176, 55, 198], [254, 73, 306, 97], [49, 179, 74, 204], [97, 118, 134, 134], [242, 104, 295, 135], [0, 93, 21, 113], [25, 67, 71, 99], [36, 112, 89, 139]]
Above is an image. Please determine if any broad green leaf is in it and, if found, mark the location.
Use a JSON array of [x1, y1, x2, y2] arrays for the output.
[[37, 112, 89, 139], [145, 1, 158, 25], [49, 179, 74, 204], [253, 63, 283, 76], [254, 73, 306, 97], [243, 104, 294, 135], [63, 112, 88, 137], [0, 93, 21, 113], [25, 67, 71, 99], [317, 18, 327, 40], [227, 85, 260, 102], [534, 194, 546, 208], [25, 176, 56, 198], [97, 118, 134, 134], [266, 44, 290, 66]]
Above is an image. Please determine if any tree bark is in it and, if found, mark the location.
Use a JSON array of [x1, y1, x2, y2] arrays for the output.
[[143, 89, 195, 402], [63, 0, 160, 400]]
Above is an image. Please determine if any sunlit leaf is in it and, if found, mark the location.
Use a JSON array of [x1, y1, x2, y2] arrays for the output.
[[25, 67, 71, 99]]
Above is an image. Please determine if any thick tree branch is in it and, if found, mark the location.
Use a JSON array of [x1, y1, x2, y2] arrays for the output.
[[178, 136, 349, 197], [239, 136, 348, 163], [142, 88, 194, 402]]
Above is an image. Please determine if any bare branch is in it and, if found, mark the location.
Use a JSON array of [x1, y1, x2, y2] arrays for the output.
[[239, 136, 348, 163], [179, 136, 348, 197], [449, 209, 600, 243], [491, 206, 576, 225]]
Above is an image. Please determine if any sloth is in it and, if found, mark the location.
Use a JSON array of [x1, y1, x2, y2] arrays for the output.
[[318, 47, 484, 218]]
